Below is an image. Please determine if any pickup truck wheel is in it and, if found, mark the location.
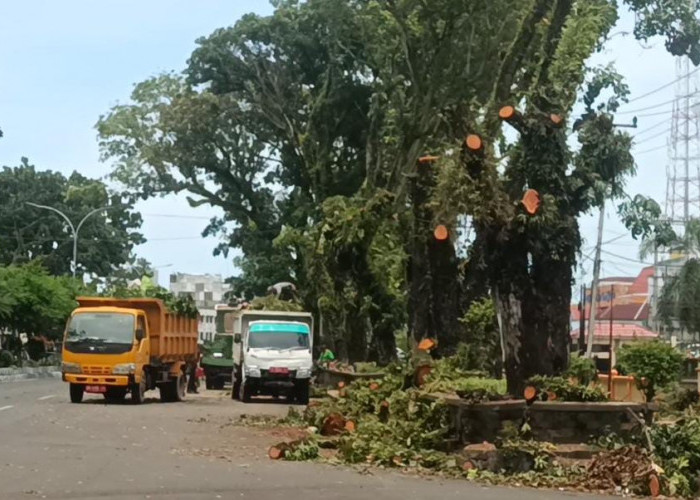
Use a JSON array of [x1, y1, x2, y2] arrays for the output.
[[69, 383, 84, 404], [131, 379, 146, 405]]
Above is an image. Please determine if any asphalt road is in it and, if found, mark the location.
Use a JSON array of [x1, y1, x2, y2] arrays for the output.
[[0, 379, 605, 500]]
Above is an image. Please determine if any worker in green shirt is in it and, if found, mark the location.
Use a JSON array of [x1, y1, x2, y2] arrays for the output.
[[318, 345, 335, 366]]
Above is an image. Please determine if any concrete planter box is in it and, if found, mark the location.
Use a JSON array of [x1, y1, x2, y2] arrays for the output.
[[423, 393, 656, 445], [0, 366, 60, 382]]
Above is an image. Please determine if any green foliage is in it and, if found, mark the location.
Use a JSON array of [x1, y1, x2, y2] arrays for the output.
[[527, 376, 608, 402], [0, 158, 143, 277], [618, 195, 676, 245], [97, 0, 700, 381], [459, 298, 502, 377], [0, 262, 80, 340], [662, 383, 700, 413], [565, 353, 597, 387], [302, 360, 469, 469], [248, 295, 303, 312], [283, 440, 320, 462], [101, 279, 198, 319], [650, 417, 700, 497], [617, 341, 684, 401]]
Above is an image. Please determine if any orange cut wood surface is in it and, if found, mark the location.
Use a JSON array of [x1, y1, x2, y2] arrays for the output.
[[522, 189, 541, 215]]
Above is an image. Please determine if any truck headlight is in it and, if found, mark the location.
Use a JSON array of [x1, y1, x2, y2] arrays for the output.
[[61, 362, 81, 374], [244, 366, 260, 378], [296, 368, 311, 378], [112, 363, 137, 375]]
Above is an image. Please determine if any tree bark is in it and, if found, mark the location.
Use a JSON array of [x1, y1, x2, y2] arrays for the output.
[[408, 164, 462, 355]]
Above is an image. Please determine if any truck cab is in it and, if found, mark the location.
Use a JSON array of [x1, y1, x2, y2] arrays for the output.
[[232, 311, 313, 404]]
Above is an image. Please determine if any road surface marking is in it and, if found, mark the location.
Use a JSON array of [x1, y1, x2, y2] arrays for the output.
[[38, 395, 55, 401], [0, 405, 14, 412]]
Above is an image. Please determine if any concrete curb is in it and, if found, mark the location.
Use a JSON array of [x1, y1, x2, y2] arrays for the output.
[[0, 366, 61, 383]]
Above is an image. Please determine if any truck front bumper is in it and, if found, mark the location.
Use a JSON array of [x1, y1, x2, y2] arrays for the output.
[[63, 374, 131, 386]]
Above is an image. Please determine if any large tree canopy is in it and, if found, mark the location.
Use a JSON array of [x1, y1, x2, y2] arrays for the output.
[[98, 0, 700, 385], [0, 158, 144, 278]]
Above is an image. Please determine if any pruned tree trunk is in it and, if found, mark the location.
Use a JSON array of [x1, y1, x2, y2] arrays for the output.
[[408, 161, 462, 355]]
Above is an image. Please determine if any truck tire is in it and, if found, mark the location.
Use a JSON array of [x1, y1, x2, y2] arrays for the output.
[[214, 379, 225, 390], [231, 369, 241, 400], [205, 376, 213, 390], [295, 380, 310, 405], [69, 383, 84, 404], [131, 379, 146, 405], [239, 380, 252, 403], [159, 373, 187, 403]]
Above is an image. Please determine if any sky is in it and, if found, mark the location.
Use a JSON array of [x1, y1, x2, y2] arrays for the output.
[[0, 2, 694, 292]]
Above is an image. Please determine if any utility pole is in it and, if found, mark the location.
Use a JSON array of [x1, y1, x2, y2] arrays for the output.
[[586, 202, 606, 358], [608, 284, 614, 395], [578, 284, 586, 354], [26, 203, 115, 278]]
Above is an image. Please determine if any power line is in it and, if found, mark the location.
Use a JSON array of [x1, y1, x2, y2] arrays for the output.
[[601, 249, 652, 265], [617, 96, 686, 115], [634, 144, 667, 155], [632, 120, 672, 139], [141, 213, 213, 220], [627, 67, 700, 103]]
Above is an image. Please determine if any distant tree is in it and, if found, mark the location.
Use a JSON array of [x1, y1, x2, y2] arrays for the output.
[[0, 262, 79, 345], [0, 158, 144, 277]]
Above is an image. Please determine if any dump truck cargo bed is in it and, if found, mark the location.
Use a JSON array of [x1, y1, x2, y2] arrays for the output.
[[75, 297, 199, 363]]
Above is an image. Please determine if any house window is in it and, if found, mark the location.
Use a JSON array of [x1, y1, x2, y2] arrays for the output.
[[204, 291, 213, 302], [195, 283, 205, 292]]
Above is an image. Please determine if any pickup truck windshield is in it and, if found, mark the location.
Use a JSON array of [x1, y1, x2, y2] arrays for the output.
[[66, 313, 135, 344], [248, 323, 310, 350]]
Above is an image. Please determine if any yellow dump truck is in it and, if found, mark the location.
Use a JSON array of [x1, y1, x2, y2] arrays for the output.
[[61, 297, 198, 404]]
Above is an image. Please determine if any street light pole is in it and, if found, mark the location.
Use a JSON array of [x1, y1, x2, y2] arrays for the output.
[[26, 203, 115, 278]]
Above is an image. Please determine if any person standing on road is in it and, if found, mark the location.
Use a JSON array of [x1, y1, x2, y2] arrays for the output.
[[187, 350, 201, 394]]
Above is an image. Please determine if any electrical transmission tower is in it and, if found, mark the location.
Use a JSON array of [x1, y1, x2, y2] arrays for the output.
[[665, 57, 700, 228]]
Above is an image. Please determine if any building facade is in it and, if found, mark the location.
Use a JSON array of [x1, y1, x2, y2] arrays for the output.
[[169, 273, 231, 342]]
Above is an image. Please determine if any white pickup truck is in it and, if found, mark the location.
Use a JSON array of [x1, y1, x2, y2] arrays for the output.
[[231, 310, 314, 404]]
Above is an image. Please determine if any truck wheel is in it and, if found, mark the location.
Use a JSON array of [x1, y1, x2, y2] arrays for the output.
[[214, 379, 225, 390], [174, 373, 186, 402], [295, 380, 310, 405], [131, 379, 146, 405], [232, 370, 241, 400], [205, 377, 213, 390], [240, 380, 252, 403], [69, 383, 84, 404]]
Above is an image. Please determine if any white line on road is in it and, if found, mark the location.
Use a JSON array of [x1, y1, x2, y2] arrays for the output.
[[0, 405, 14, 411], [37, 395, 55, 401]]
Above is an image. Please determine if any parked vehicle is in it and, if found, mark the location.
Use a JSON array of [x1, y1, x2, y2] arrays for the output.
[[61, 297, 198, 404], [200, 304, 243, 390], [231, 310, 314, 404]]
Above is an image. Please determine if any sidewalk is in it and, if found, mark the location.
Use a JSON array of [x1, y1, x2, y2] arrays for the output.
[[0, 366, 61, 383]]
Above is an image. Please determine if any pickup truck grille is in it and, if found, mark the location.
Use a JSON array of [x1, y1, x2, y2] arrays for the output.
[[82, 365, 111, 375]]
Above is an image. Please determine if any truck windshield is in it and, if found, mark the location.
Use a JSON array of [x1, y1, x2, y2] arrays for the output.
[[66, 313, 135, 345], [248, 323, 310, 350]]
